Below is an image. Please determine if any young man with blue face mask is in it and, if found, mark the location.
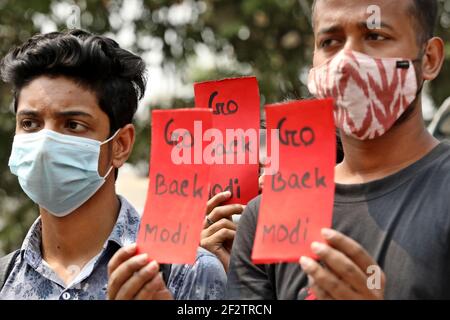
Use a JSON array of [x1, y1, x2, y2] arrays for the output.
[[0, 30, 226, 300], [227, 0, 449, 300]]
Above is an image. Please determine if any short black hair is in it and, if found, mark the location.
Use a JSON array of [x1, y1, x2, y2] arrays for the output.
[[409, 0, 438, 43], [312, 0, 438, 44], [0, 29, 147, 134]]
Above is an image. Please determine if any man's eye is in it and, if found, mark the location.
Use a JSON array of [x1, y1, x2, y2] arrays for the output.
[[21, 119, 40, 131], [320, 39, 339, 49], [366, 33, 387, 41], [67, 121, 87, 132]]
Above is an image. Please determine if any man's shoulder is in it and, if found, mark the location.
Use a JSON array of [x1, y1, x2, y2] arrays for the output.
[[425, 141, 450, 181], [108, 195, 141, 246], [171, 247, 225, 275], [0, 250, 21, 290], [236, 194, 262, 233], [245, 194, 262, 219], [195, 246, 220, 260], [437, 141, 450, 166], [248, 194, 262, 208], [434, 142, 450, 195], [117, 195, 141, 217], [169, 247, 227, 299], [403, 142, 450, 185]]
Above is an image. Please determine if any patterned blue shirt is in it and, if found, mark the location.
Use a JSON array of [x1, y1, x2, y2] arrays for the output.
[[0, 196, 227, 300]]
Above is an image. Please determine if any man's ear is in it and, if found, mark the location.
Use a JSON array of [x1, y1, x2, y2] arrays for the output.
[[422, 37, 445, 81], [112, 124, 135, 169]]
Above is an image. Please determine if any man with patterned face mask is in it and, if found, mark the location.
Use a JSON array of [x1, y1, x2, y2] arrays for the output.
[[227, 0, 450, 300]]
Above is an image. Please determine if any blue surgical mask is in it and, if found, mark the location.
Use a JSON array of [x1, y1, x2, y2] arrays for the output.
[[8, 129, 119, 217]]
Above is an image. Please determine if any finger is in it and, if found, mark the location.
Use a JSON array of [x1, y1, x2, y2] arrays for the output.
[[206, 204, 245, 227], [201, 228, 236, 250], [115, 260, 159, 300], [300, 256, 359, 300], [321, 229, 377, 272], [107, 253, 149, 300], [203, 228, 236, 246], [202, 218, 237, 238], [199, 240, 231, 273], [152, 289, 174, 300], [311, 285, 333, 300], [134, 273, 173, 300], [311, 241, 370, 294], [206, 191, 232, 214], [201, 228, 236, 254], [309, 278, 333, 300], [107, 243, 137, 277], [200, 229, 236, 273], [307, 275, 332, 300]]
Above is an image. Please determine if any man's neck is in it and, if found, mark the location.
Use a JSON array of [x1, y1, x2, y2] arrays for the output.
[[336, 104, 440, 184], [40, 177, 120, 283]]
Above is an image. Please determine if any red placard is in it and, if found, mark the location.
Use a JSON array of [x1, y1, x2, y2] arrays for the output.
[[252, 99, 336, 264], [194, 77, 260, 205], [137, 109, 212, 264]]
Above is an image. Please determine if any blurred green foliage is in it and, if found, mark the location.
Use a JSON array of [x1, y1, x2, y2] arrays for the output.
[[0, 0, 449, 254]]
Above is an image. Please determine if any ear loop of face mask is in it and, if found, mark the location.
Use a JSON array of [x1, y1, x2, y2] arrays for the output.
[[99, 129, 120, 179], [396, 42, 428, 96]]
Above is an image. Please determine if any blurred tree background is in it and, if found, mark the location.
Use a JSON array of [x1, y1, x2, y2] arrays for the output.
[[0, 0, 449, 255]]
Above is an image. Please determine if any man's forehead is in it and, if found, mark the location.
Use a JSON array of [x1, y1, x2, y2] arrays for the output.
[[17, 76, 100, 115], [313, 0, 411, 31], [20, 76, 96, 102]]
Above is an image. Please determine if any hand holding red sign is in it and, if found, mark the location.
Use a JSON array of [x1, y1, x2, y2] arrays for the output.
[[252, 99, 336, 264], [194, 77, 260, 205], [137, 109, 213, 264]]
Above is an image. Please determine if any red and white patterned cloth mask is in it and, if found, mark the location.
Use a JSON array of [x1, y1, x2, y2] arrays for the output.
[[308, 50, 419, 140]]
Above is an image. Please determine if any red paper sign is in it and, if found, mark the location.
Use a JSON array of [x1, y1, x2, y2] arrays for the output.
[[137, 109, 212, 264], [194, 77, 260, 205], [252, 99, 336, 264]]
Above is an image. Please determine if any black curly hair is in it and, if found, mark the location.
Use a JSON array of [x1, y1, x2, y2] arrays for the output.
[[0, 29, 147, 135]]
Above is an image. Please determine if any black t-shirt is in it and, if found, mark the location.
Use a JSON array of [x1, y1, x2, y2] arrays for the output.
[[227, 142, 450, 300]]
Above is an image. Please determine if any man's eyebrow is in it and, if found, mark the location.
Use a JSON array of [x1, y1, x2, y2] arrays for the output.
[[317, 21, 396, 36], [16, 110, 39, 117], [55, 110, 94, 118], [358, 21, 395, 31], [317, 25, 343, 36]]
